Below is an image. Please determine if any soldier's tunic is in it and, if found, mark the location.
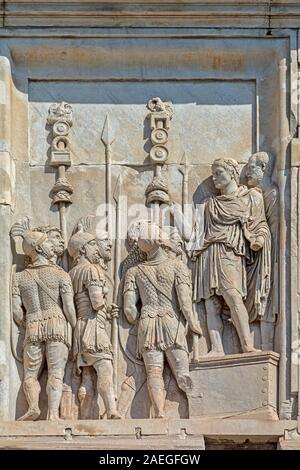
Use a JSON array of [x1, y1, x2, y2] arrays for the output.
[[124, 257, 191, 359], [69, 262, 113, 369]]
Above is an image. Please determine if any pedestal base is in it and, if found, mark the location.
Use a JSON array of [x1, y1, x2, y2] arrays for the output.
[[188, 351, 279, 420], [0, 418, 296, 450]]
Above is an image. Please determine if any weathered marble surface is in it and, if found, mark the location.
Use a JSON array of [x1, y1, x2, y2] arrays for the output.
[[188, 352, 279, 420], [0, 1, 299, 449], [1, 1, 300, 28]]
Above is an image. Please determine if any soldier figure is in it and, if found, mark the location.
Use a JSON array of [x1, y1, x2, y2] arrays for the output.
[[123, 220, 202, 418], [68, 229, 121, 419], [11, 219, 76, 421], [33, 225, 65, 265]]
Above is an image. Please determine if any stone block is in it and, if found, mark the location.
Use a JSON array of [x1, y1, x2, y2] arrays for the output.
[[188, 352, 279, 419]]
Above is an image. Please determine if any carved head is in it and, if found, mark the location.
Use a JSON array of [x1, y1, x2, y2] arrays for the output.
[[33, 225, 64, 257], [246, 152, 273, 188], [167, 227, 184, 259], [136, 220, 160, 253], [68, 231, 100, 264], [10, 217, 55, 263], [134, 220, 179, 255], [97, 233, 112, 262], [83, 239, 101, 264], [212, 158, 240, 190], [25, 232, 55, 262]]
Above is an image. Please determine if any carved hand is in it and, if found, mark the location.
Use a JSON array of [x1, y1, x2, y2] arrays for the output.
[[107, 303, 120, 319], [168, 201, 182, 216], [188, 319, 203, 336], [190, 251, 200, 261], [250, 235, 265, 251]]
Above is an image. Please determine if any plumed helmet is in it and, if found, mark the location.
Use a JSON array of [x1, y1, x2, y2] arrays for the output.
[[68, 230, 95, 259], [22, 231, 48, 257], [10, 216, 48, 257], [134, 219, 180, 254]]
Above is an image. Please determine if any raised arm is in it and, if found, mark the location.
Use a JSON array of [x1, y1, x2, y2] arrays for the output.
[[169, 202, 193, 242]]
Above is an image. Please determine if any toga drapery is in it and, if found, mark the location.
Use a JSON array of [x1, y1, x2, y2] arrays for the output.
[[189, 185, 271, 322]]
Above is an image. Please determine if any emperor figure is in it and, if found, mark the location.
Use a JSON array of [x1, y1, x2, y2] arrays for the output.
[[171, 157, 271, 356]]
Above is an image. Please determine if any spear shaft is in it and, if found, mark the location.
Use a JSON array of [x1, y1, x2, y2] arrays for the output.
[[57, 165, 69, 271], [101, 115, 119, 394], [102, 115, 115, 238], [179, 153, 200, 362], [47, 101, 73, 272], [112, 175, 122, 396]]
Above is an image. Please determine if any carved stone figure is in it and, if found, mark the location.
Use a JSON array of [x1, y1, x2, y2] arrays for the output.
[[117, 222, 148, 419], [123, 220, 201, 418], [167, 226, 186, 261], [68, 216, 118, 419], [172, 157, 271, 356], [68, 229, 121, 419], [10, 217, 76, 421], [33, 225, 65, 265], [246, 151, 279, 350], [120, 222, 147, 279]]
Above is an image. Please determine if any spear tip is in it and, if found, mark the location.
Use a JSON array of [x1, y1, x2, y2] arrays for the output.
[[178, 151, 188, 175], [180, 151, 188, 166], [101, 114, 116, 146]]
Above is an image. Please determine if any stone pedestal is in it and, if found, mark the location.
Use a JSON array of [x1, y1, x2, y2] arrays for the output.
[[188, 352, 280, 420], [0, 418, 296, 450]]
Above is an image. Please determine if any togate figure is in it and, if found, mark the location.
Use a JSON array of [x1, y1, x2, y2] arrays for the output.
[[246, 151, 278, 350], [171, 157, 271, 356]]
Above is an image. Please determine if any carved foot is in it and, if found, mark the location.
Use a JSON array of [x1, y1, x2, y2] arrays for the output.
[[48, 416, 63, 422], [178, 374, 193, 392], [47, 411, 63, 421], [204, 349, 225, 358], [243, 346, 262, 354], [17, 407, 40, 421], [107, 411, 122, 420]]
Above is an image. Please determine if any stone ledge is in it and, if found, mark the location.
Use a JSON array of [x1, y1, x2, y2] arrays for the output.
[[0, 417, 296, 437], [0, 418, 297, 449], [191, 351, 280, 368], [0, 1, 299, 29]]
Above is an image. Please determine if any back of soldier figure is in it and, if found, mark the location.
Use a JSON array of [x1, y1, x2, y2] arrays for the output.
[[130, 257, 185, 317], [17, 266, 63, 310], [15, 265, 71, 346]]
